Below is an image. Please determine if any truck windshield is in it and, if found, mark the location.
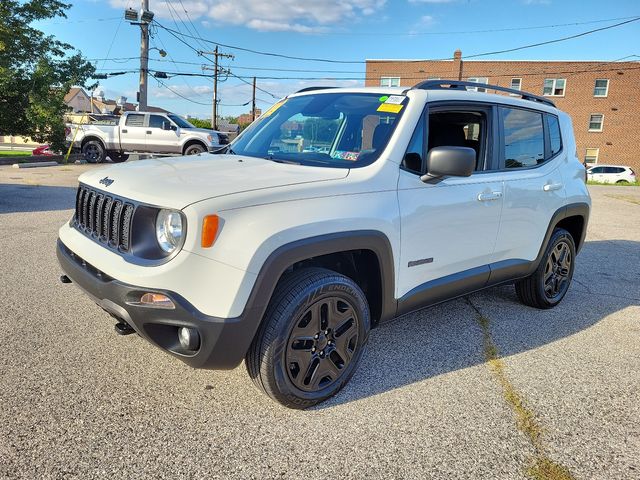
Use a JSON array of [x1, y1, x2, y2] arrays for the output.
[[168, 114, 195, 129], [229, 92, 407, 167]]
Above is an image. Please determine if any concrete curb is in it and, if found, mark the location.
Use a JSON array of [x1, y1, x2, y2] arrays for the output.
[[12, 161, 59, 169]]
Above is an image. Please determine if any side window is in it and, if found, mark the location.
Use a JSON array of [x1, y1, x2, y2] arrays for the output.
[[125, 114, 144, 127], [402, 113, 425, 174], [148, 115, 166, 129], [590, 167, 603, 174], [427, 109, 487, 171], [500, 107, 544, 168], [546, 114, 562, 157]]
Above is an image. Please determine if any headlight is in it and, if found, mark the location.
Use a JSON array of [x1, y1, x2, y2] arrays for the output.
[[155, 209, 183, 254], [207, 134, 214, 143]]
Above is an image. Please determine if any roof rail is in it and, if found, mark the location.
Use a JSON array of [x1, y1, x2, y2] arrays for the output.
[[295, 86, 339, 94], [413, 80, 556, 108]]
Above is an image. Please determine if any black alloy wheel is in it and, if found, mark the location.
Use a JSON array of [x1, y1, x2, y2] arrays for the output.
[[515, 227, 576, 309], [543, 240, 572, 300], [286, 296, 360, 392], [82, 140, 105, 163], [246, 267, 370, 409]]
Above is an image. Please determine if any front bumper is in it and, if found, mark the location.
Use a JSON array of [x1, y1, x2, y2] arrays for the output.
[[56, 239, 254, 369]]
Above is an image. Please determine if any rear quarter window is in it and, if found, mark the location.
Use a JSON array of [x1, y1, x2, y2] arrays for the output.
[[546, 114, 562, 157]]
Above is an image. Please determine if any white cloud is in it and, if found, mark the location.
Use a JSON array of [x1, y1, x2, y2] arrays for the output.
[[109, 0, 386, 33], [408, 0, 456, 3]]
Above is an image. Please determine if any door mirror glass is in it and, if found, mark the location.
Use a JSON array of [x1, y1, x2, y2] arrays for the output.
[[421, 146, 476, 182], [162, 121, 176, 131]]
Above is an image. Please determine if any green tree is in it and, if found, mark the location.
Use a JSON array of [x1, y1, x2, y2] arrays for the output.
[[0, 0, 95, 151], [188, 118, 213, 129]]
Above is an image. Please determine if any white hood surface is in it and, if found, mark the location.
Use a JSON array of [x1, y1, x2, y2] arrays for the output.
[[78, 154, 349, 209]]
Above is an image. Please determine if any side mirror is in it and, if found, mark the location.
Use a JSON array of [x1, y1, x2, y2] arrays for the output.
[[163, 121, 176, 131], [421, 146, 476, 183]]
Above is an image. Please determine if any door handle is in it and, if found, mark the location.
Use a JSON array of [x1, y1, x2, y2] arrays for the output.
[[477, 191, 503, 201], [146, 130, 152, 134], [543, 183, 563, 192]]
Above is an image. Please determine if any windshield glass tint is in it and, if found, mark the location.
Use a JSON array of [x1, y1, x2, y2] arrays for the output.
[[230, 93, 407, 167], [168, 114, 194, 129]]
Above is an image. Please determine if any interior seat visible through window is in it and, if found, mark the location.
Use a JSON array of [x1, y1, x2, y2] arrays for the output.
[[428, 111, 486, 170]]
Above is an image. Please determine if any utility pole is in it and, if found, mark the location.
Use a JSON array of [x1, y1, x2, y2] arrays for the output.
[[252, 77, 256, 121], [138, 0, 150, 111], [201, 47, 234, 129]]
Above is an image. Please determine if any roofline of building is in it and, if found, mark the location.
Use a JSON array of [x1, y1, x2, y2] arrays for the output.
[[366, 59, 640, 63]]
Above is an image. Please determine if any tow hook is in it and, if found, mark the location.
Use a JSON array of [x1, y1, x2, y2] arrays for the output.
[[114, 322, 136, 336], [60, 275, 72, 284]]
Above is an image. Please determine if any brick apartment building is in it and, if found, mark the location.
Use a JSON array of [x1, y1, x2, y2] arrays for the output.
[[366, 50, 640, 173]]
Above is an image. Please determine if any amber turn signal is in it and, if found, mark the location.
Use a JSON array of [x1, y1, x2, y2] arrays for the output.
[[201, 214, 219, 248]]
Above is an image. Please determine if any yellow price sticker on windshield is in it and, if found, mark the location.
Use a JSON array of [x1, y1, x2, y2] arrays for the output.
[[377, 103, 403, 114], [263, 100, 286, 118]]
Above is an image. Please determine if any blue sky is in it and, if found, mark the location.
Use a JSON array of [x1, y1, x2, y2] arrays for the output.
[[37, 0, 640, 118]]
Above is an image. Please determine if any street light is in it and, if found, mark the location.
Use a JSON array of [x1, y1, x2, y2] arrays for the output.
[[149, 47, 167, 57], [124, 8, 138, 21], [140, 9, 154, 23]]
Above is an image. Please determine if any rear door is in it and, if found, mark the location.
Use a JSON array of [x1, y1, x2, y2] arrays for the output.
[[492, 107, 566, 264], [146, 114, 181, 153], [397, 102, 503, 300], [119, 113, 147, 152]]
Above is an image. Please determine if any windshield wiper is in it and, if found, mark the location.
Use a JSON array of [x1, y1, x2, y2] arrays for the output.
[[263, 155, 300, 165]]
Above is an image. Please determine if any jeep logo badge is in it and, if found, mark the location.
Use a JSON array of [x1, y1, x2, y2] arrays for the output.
[[99, 177, 114, 187]]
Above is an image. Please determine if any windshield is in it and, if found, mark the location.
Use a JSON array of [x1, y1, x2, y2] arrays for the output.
[[230, 92, 407, 167], [168, 114, 195, 129]]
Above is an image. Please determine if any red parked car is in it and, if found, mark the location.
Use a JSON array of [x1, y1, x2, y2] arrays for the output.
[[32, 145, 54, 156]]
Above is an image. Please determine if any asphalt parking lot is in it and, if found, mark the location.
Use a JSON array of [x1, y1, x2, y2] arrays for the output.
[[0, 164, 638, 480]]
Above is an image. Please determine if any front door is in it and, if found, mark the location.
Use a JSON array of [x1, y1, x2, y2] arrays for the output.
[[397, 103, 503, 306], [147, 114, 181, 154]]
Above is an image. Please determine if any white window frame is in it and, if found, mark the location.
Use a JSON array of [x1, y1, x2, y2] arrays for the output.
[[467, 77, 489, 92], [509, 78, 522, 95], [543, 78, 566, 97], [380, 76, 400, 87], [588, 114, 604, 132], [585, 148, 599, 164], [593, 79, 609, 97]]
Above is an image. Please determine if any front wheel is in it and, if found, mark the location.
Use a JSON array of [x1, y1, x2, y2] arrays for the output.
[[108, 151, 129, 163], [184, 143, 206, 155], [246, 267, 370, 409], [515, 228, 576, 309]]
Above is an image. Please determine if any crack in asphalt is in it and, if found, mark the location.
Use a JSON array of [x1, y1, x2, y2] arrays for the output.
[[465, 297, 576, 480]]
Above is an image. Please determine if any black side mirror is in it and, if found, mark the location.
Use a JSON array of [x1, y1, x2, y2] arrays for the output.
[[421, 146, 476, 183]]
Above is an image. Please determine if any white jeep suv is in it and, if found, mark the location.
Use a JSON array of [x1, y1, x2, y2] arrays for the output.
[[57, 81, 590, 408]]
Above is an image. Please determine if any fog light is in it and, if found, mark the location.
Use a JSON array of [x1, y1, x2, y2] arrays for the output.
[[140, 293, 175, 309], [178, 327, 200, 351]]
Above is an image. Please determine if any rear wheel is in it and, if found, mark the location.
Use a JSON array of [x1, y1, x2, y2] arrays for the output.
[[184, 143, 206, 155], [515, 228, 575, 309], [82, 140, 106, 163], [246, 267, 370, 409]]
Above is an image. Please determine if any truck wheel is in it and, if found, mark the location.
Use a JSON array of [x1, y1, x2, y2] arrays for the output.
[[108, 152, 129, 163], [82, 140, 106, 163], [184, 143, 206, 155], [246, 267, 370, 409], [515, 228, 575, 309]]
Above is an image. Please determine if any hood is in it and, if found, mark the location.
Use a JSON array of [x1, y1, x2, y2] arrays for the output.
[[78, 154, 349, 209], [184, 127, 217, 136]]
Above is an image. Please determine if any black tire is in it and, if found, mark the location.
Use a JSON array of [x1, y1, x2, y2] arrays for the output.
[[184, 143, 206, 155], [82, 140, 106, 163], [108, 151, 129, 163], [515, 228, 576, 309], [616, 180, 629, 184], [246, 267, 370, 409]]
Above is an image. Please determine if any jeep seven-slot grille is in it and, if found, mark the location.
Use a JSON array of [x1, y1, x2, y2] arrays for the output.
[[74, 185, 134, 252]]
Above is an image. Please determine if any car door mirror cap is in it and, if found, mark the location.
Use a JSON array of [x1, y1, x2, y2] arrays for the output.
[[421, 146, 476, 183]]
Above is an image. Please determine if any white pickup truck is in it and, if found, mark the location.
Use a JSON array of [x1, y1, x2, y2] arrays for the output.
[[67, 111, 229, 163]]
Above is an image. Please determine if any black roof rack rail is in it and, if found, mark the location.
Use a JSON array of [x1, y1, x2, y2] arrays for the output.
[[413, 80, 556, 108], [295, 86, 339, 94]]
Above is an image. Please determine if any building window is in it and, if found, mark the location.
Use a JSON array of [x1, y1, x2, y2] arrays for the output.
[[588, 114, 604, 132], [543, 78, 566, 96], [510, 78, 522, 91], [380, 77, 400, 87], [585, 148, 599, 164], [467, 77, 489, 92], [594, 79, 609, 97]]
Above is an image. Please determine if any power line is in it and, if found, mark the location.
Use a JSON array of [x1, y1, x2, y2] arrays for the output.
[[154, 16, 640, 64]]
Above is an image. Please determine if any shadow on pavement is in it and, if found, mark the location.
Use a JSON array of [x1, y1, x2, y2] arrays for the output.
[[317, 239, 640, 409], [0, 184, 76, 214]]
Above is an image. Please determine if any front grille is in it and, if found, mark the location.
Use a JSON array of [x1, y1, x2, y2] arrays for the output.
[[74, 184, 135, 252]]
